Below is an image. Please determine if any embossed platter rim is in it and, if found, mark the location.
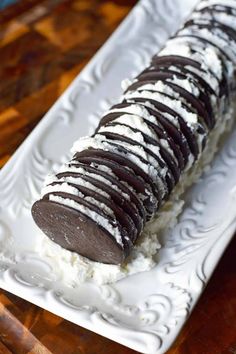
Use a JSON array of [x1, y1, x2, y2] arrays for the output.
[[1, 0, 236, 353]]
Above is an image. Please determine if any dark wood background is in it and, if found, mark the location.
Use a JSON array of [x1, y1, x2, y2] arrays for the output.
[[0, 1, 236, 353]]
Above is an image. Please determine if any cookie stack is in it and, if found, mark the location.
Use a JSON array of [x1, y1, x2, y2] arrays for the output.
[[32, 0, 236, 264]]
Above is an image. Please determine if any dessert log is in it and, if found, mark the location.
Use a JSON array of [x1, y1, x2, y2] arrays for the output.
[[32, 0, 236, 265]]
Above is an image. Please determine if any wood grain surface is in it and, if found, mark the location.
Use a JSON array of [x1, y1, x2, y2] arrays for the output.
[[0, 1, 236, 353]]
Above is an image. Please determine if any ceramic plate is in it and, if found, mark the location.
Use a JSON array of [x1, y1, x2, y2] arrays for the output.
[[1, 0, 236, 353]]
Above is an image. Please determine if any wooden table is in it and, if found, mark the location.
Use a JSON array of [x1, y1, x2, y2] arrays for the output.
[[0, 1, 236, 353]]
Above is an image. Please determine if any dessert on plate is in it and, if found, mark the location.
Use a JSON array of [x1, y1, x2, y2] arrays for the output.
[[32, 0, 236, 267]]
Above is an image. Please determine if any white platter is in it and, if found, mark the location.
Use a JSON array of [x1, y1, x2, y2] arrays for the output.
[[1, 0, 236, 353]]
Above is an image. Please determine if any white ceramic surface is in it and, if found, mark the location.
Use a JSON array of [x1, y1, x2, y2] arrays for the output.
[[0, 0, 236, 353]]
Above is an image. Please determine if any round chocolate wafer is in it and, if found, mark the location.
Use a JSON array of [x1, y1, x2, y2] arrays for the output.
[[32, 199, 129, 264]]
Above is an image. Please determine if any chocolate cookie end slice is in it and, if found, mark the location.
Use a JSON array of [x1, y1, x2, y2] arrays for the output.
[[32, 199, 126, 265]]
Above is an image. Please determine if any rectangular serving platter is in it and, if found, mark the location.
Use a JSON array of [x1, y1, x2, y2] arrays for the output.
[[1, 0, 236, 353]]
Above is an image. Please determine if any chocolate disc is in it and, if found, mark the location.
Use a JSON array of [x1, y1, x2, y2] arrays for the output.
[[32, 199, 128, 264]]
